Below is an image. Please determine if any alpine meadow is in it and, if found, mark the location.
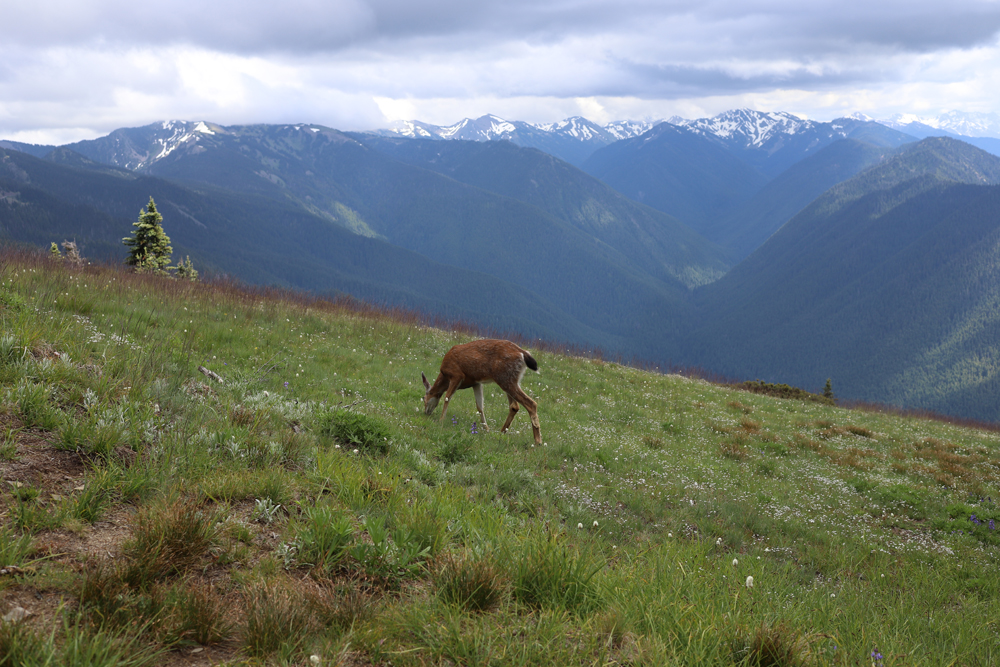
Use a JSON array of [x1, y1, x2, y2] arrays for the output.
[[4, 108, 1000, 665], [3, 248, 1000, 666]]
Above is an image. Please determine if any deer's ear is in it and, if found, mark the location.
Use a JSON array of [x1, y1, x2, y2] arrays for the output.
[[421, 372, 430, 391]]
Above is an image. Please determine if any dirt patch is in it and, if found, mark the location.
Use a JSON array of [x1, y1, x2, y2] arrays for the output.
[[0, 413, 88, 502]]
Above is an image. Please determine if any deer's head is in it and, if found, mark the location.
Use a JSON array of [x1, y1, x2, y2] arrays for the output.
[[421, 372, 440, 415]]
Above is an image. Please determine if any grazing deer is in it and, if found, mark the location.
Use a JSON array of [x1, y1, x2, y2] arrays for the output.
[[421, 339, 541, 444]]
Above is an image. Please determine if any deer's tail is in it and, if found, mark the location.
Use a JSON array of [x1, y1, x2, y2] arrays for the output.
[[522, 350, 539, 372]]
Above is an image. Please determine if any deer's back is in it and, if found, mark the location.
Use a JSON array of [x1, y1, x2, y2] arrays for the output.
[[440, 339, 528, 385]]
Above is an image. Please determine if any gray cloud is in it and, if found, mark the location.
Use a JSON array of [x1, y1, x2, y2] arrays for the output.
[[3, 0, 1000, 142], [9, 0, 1000, 56]]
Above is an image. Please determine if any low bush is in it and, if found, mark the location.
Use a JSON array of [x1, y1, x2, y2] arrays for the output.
[[317, 409, 391, 454]]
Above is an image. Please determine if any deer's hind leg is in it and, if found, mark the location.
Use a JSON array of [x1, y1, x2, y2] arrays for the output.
[[500, 394, 520, 433], [507, 386, 541, 445]]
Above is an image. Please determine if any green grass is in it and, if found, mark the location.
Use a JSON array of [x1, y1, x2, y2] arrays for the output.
[[3, 247, 1000, 665]]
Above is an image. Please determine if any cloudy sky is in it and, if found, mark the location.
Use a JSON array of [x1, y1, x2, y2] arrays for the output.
[[3, 0, 1000, 144]]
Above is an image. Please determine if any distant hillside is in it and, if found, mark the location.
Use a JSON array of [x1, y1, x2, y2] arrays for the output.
[[686, 138, 1000, 420], [581, 122, 769, 236], [352, 135, 735, 285], [705, 138, 894, 259]]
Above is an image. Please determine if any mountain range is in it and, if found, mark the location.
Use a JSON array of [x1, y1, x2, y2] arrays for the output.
[[4, 108, 1000, 421], [377, 109, 1000, 166]]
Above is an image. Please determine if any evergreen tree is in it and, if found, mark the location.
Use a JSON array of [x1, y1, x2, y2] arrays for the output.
[[123, 197, 172, 273], [173, 255, 199, 282], [823, 378, 835, 400]]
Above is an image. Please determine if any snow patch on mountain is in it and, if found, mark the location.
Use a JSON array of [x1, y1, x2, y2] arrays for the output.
[[379, 113, 651, 145], [604, 119, 658, 141], [676, 109, 815, 148], [877, 111, 1000, 138]]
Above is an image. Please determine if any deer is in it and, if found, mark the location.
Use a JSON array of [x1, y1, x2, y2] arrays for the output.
[[421, 339, 541, 444]]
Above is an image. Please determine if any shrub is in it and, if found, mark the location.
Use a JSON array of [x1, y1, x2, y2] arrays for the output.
[[734, 380, 834, 406], [318, 410, 391, 454]]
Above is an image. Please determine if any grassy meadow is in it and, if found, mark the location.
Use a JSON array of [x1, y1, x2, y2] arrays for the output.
[[1, 247, 1000, 666]]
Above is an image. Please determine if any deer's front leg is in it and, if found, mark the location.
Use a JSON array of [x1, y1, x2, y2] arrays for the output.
[[438, 377, 463, 423], [473, 383, 490, 431]]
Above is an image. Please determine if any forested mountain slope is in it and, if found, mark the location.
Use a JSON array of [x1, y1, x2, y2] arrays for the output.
[[706, 139, 894, 259], [581, 122, 769, 235], [352, 135, 735, 285], [686, 138, 1000, 420]]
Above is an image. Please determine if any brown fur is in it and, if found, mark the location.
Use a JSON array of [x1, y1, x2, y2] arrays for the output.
[[421, 339, 541, 444]]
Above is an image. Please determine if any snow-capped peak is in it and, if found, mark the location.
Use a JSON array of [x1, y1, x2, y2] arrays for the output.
[[678, 109, 812, 147], [878, 111, 1000, 138]]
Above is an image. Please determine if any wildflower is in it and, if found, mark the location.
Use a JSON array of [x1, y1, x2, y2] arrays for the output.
[[284, 382, 289, 387], [745, 575, 754, 588], [716, 537, 722, 546], [593, 520, 599, 527], [578, 523, 584, 529], [732, 558, 738, 567], [310, 655, 321, 665]]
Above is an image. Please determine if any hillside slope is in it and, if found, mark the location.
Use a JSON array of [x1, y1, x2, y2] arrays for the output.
[[2, 249, 1000, 665]]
